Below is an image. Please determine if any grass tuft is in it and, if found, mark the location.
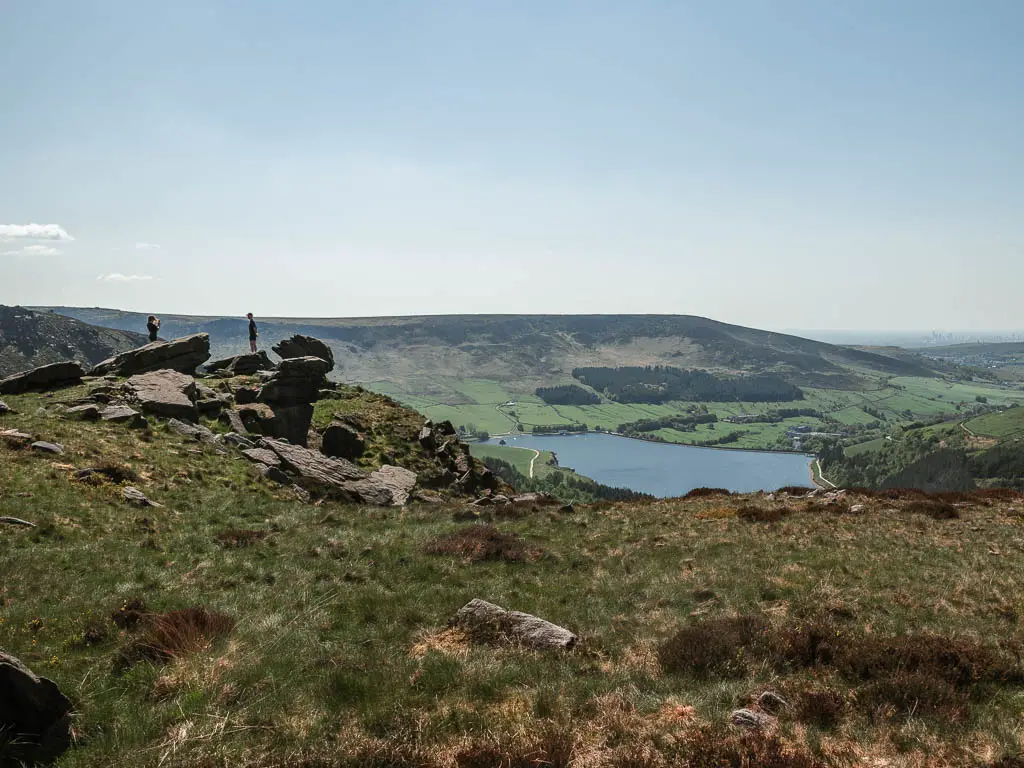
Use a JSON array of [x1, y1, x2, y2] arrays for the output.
[[123, 606, 236, 663], [737, 504, 788, 522], [425, 524, 542, 563], [214, 528, 269, 548]]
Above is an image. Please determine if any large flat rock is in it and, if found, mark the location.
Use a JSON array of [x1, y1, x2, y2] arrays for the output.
[[124, 370, 198, 421], [90, 333, 210, 377], [0, 361, 84, 395], [355, 465, 417, 506], [205, 351, 274, 376], [258, 439, 416, 506]]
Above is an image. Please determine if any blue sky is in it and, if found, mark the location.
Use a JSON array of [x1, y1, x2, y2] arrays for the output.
[[2, 1, 1021, 330]]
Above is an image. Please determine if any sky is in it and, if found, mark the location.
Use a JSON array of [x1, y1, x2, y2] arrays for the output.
[[1, 1, 1022, 331]]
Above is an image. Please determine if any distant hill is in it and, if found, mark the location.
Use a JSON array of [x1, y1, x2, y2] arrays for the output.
[[917, 342, 1024, 357], [36, 308, 943, 389], [0, 305, 147, 377]]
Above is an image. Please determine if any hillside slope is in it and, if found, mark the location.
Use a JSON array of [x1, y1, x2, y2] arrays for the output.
[[0, 305, 147, 377], [37, 308, 942, 388], [2, 382, 1024, 766]]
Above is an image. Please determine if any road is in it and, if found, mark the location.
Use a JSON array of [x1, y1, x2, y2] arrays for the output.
[[528, 449, 541, 478], [814, 459, 838, 489]]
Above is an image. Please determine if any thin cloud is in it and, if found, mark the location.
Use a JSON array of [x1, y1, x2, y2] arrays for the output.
[[0, 223, 74, 241], [135, 242, 161, 250], [2, 244, 63, 256], [97, 273, 155, 282]]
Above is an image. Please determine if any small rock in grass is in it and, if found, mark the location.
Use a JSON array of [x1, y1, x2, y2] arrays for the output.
[[123, 486, 162, 507], [167, 418, 219, 445], [730, 708, 776, 729], [0, 429, 33, 447], [757, 691, 789, 713], [65, 403, 101, 421], [100, 404, 142, 424], [452, 598, 578, 650], [30, 441, 64, 455]]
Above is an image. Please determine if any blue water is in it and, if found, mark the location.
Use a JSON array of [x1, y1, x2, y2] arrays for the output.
[[483, 433, 814, 497]]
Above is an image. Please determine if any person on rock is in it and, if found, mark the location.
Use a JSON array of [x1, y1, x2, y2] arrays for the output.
[[248, 313, 258, 353], [146, 315, 161, 343]]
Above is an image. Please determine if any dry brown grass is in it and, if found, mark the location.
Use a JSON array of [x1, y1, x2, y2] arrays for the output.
[[658, 615, 770, 677], [214, 528, 269, 548], [122, 606, 236, 663], [736, 504, 788, 523], [684, 487, 733, 499], [903, 499, 961, 519], [425, 524, 542, 563]]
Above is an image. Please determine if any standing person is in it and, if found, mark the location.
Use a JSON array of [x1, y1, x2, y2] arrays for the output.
[[146, 315, 160, 342], [247, 313, 258, 353]]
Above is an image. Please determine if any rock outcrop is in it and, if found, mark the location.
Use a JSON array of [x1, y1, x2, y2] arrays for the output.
[[451, 599, 578, 649], [0, 361, 84, 395], [272, 335, 334, 369], [419, 420, 501, 495], [0, 650, 73, 765], [257, 357, 331, 406], [205, 351, 274, 376], [90, 333, 211, 377], [257, 438, 416, 506], [246, 356, 331, 446], [124, 370, 198, 421], [321, 421, 365, 460]]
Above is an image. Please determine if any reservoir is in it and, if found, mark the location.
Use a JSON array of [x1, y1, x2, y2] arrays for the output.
[[482, 433, 814, 497]]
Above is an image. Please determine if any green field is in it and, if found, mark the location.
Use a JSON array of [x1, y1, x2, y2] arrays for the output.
[[370, 374, 1024, 454], [468, 443, 557, 478], [964, 408, 1024, 439]]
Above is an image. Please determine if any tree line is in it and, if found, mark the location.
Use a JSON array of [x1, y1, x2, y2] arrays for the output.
[[479, 457, 653, 503]]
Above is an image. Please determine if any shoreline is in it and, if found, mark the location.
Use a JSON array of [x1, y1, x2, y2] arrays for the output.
[[488, 428, 815, 459]]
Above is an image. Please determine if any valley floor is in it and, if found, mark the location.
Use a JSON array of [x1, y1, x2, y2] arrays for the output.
[[366, 375, 1024, 454], [3, 393, 1024, 766]]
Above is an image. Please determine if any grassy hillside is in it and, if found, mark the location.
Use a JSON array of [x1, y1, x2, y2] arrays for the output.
[[0, 306, 147, 377], [3, 387, 1024, 766], [965, 407, 1024, 440], [38, 308, 942, 386]]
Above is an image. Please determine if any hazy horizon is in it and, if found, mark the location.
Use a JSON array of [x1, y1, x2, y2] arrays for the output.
[[3, 2, 1021, 329]]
